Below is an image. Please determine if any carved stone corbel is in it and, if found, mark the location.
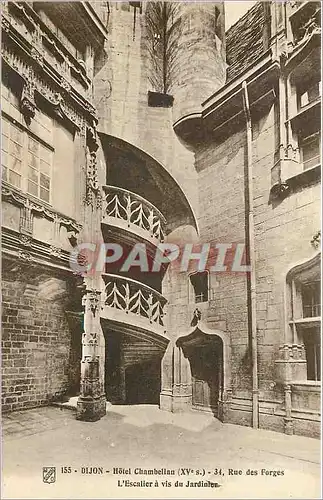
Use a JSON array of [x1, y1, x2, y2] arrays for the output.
[[20, 80, 36, 125], [85, 126, 102, 209]]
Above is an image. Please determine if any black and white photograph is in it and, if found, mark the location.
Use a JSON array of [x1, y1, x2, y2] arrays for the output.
[[1, 1, 321, 498]]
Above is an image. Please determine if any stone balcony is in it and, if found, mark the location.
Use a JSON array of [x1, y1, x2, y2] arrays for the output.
[[101, 273, 168, 339], [102, 186, 166, 247]]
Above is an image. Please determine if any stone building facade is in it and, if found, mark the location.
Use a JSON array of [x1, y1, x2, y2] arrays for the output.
[[1, 1, 321, 438]]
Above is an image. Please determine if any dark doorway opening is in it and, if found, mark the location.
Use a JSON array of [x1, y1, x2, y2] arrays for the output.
[[104, 328, 163, 405], [125, 358, 161, 404]]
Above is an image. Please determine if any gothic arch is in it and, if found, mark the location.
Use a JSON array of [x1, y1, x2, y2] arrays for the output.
[[176, 321, 231, 396], [172, 321, 231, 420]]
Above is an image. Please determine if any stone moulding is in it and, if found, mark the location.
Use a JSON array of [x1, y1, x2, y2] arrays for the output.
[[1, 14, 97, 131], [4, 2, 92, 87], [2, 228, 73, 272], [2, 184, 82, 235]]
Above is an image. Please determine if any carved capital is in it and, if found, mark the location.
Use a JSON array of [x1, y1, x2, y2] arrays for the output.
[[30, 47, 44, 67], [60, 76, 71, 93]]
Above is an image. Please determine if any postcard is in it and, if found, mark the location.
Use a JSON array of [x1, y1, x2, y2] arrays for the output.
[[1, 1, 321, 499]]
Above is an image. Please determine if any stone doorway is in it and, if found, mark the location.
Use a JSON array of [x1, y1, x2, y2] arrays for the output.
[[104, 328, 165, 405], [178, 331, 223, 416]]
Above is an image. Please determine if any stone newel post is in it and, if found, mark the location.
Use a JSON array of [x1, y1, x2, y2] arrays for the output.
[[76, 123, 106, 421], [76, 285, 106, 421]]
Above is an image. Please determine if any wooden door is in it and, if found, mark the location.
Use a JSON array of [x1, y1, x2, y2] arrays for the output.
[[191, 344, 219, 412]]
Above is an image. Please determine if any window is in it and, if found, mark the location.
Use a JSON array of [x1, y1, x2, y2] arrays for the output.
[[1, 119, 23, 188], [288, 256, 321, 381], [298, 80, 321, 108], [302, 281, 321, 317], [1, 117, 53, 203], [190, 272, 209, 303], [300, 281, 321, 380], [300, 132, 321, 170], [303, 328, 320, 381]]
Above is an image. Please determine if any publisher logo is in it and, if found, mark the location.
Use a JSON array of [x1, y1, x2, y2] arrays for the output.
[[43, 466, 56, 484]]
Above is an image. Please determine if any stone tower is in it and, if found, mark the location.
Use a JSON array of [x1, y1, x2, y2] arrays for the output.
[[171, 2, 227, 130]]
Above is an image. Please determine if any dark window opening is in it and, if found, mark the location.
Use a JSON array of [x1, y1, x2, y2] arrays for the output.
[[303, 328, 321, 381], [190, 272, 208, 303], [302, 281, 321, 317], [298, 79, 321, 108]]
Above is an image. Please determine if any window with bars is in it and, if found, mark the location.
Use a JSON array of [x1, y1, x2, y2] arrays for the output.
[[1, 117, 52, 203]]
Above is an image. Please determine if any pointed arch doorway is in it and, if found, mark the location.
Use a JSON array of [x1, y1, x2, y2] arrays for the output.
[[176, 323, 231, 418]]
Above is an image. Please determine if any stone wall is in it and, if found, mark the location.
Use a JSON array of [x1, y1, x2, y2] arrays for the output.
[[1, 266, 76, 412], [93, 2, 199, 218], [162, 92, 320, 436]]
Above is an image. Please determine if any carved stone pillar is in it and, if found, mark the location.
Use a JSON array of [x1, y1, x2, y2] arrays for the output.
[[76, 286, 106, 421], [76, 116, 106, 421]]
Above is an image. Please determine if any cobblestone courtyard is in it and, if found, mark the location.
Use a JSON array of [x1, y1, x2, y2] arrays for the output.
[[2, 404, 321, 499]]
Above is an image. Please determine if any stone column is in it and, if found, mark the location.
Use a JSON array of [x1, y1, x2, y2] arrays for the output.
[[76, 285, 106, 421], [76, 123, 106, 421]]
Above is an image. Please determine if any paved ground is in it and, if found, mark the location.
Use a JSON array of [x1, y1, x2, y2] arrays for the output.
[[2, 403, 321, 499]]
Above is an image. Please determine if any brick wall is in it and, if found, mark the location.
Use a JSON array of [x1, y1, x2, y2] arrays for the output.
[[1, 268, 75, 412]]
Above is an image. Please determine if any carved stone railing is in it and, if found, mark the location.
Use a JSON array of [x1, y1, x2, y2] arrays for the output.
[[101, 273, 167, 332], [103, 186, 166, 243]]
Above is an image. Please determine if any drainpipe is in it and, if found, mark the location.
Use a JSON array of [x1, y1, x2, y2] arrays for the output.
[[242, 81, 259, 429]]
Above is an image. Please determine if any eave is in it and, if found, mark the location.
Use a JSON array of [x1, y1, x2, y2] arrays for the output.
[[173, 52, 279, 146]]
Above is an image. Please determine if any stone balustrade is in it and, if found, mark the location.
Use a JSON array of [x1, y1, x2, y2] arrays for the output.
[[102, 273, 167, 333], [103, 186, 166, 243]]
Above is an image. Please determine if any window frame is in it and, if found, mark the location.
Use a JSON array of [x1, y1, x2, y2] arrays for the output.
[[288, 258, 321, 382], [1, 114, 54, 205], [299, 131, 321, 171], [297, 79, 321, 109]]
